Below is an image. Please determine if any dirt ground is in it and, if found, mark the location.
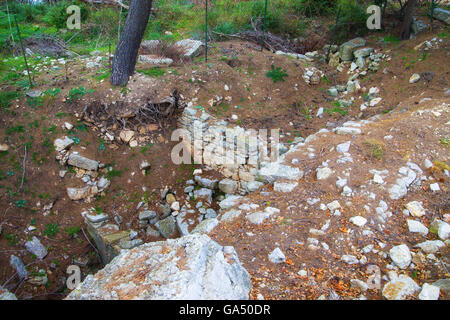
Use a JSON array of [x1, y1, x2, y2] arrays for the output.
[[0, 18, 449, 299]]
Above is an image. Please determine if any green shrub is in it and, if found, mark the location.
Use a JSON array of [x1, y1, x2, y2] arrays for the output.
[[42, 1, 88, 29], [334, 0, 369, 42]]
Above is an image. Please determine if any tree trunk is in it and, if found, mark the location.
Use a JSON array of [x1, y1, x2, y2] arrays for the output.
[[400, 0, 417, 40], [110, 0, 153, 86]]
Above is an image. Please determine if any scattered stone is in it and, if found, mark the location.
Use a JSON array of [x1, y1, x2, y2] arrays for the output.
[[194, 188, 213, 205], [220, 209, 242, 222], [54, 137, 74, 152], [67, 186, 97, 201], [274, 181, 298, 192], [405, 201, 426, 217], [25, 236, 47, 260], [246, 207, 279, 225], [0, 144, 9, 152], [192, 218, 219, 235], [382, 274, 420, 300], [155, 216, 176, 239], [350, 279, 369, 292], [430, 183, 440, 192], [10, 255, 28, 279], [219, 195, 242, 210], [119, 130, 135, 143], [218, 179, 238, 194], [419, 283, 440, 300], [268, 248, 286, 264], [0, 287, 18, 300], [414, 240, 445, 254], [389, 244, 411, 269], [339, 37, 366, 61], [350, 216, 367, 227], [68, 153, 99, 171], [140, 161, 151, 170], [407, 219, 429, 236], [194, 175, 218, 189], [146, 226, 161, 238], [342, 255, 359, 265], [409, 73, 421, 84], [316, 167, 333, 180]]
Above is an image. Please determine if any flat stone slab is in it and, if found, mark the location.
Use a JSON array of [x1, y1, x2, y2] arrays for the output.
[[25, 236, 48, 260], [68, 153, 99, 171]]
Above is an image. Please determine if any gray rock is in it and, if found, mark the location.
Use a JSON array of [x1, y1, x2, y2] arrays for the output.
[[155, 216, 176, 239], [274, 181, 298, 192], [246, 207, 279, 224], [66, 234, 252, 300], [432, 279, 450, 299], [118, 238, 143, 250], [205, 208, 217, 219], [382, 274, 420, 300], [219, 195, 242, 210], [407, 219, 428, 236], [246, 181, 263, 192], [192, 218, 219, 235], [342, 255, 359, 265], [176, 213, 190, 236], [339, 37, 366, 61], [176, 39, 203, 58], [433, 8, 450, 25], [411, 18, 429, 34], [268, 248, 285, 263], [419, 283, 440, 300], [25, 236, 48, 260], [327, 87, 338, 97], [68, 154, 99, 171], [54, 137, 74, 152], [139, 210, 158, 223], [220, 209, 242, 222], [218, 179, 238, 194], [194, 175, 218, 189], [353, 47, 373, 58], [258, 163, 304, 183], [146, 226, 161, 238], [389, 244, 411, 269], [414, 240, 445, 254], [10, 255, 28, 279]]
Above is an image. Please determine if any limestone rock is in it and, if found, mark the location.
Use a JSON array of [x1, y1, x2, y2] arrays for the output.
[[155, 216, 176, 239], [25, 236, 47, 260], [382, 274, 420, 300], [389, 244, 412, 269], [419, 283, 440, 300], [339, 37, 366, 61], [68, 154, 99, 171], [268, 248, 285, 263], [66, 234, 252, 300]]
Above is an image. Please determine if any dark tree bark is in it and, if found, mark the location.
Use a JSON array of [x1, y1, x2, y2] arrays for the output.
[[400, 0, 417, 40], [110, 0, 153, 86]]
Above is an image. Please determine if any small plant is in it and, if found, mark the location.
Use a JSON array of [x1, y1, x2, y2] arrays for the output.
[[65, 226, 80, 238], [363, 139, 384, 160], [440, 137, 449, 147], [67, 87, 94, 103], [265, 65, 288, 83], [44, 223, 59, 237]]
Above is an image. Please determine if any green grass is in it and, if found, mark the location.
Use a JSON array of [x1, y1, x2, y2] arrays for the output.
[[265, 65, 288, 83], [137, 67, 166, 77]]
